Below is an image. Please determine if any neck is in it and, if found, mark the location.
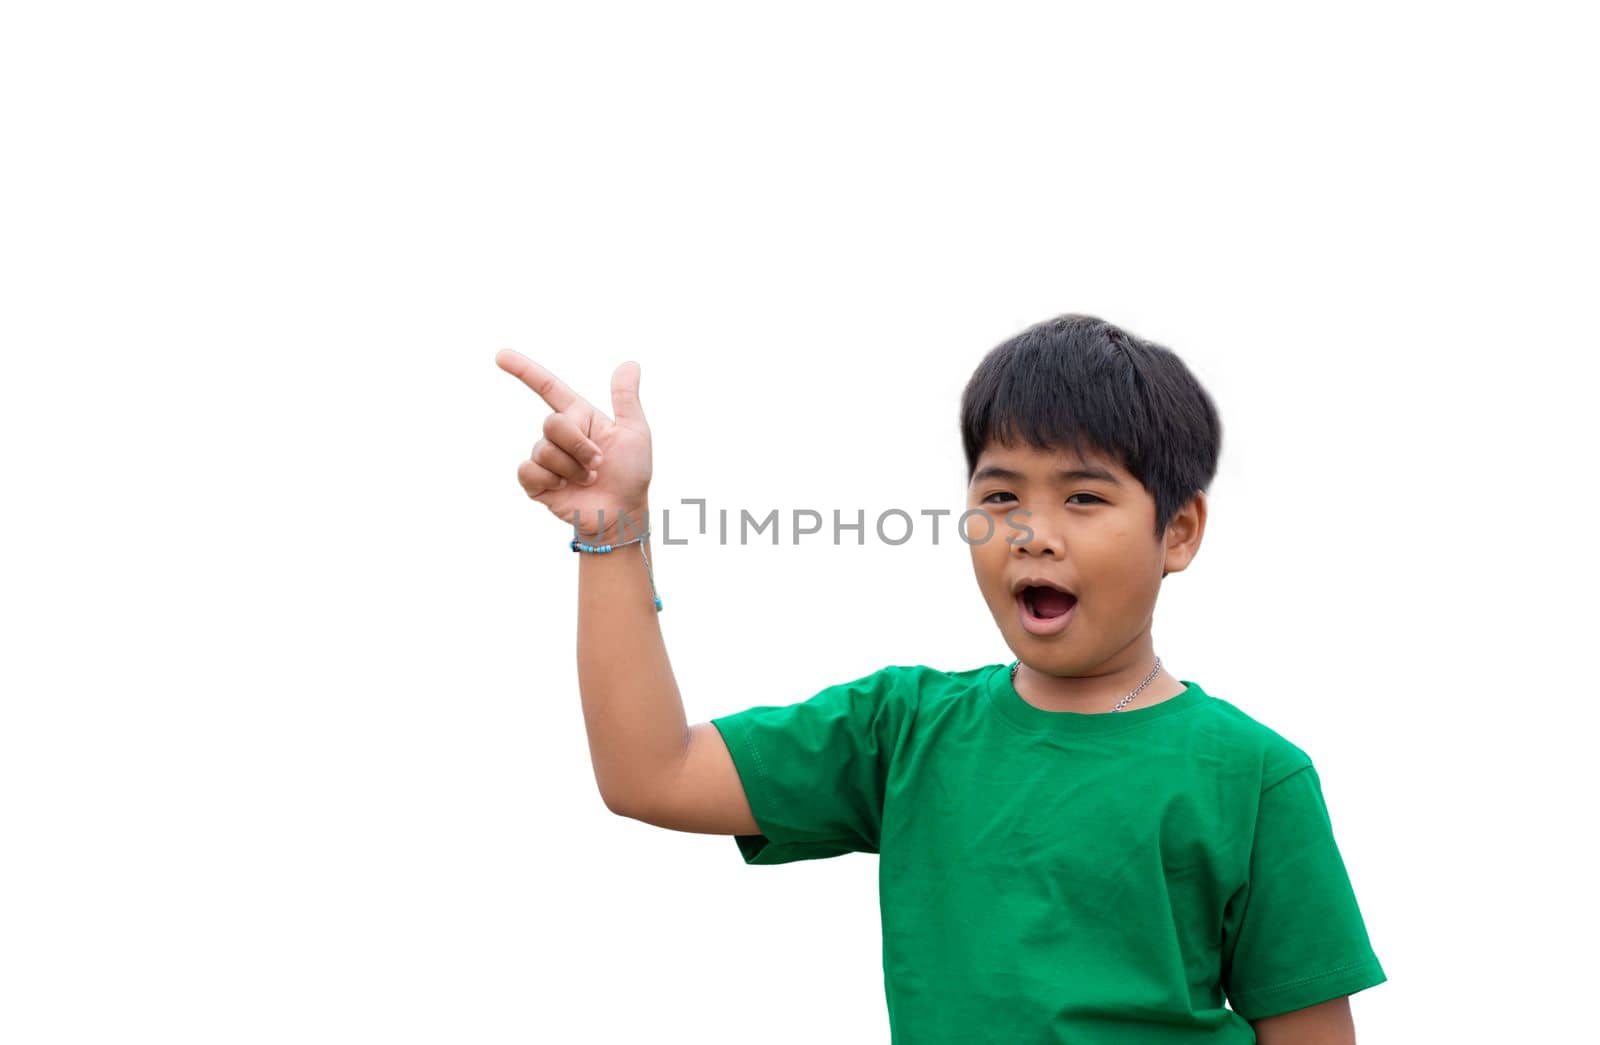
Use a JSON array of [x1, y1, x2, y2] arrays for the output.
[[1012, 652, 1185, 715]]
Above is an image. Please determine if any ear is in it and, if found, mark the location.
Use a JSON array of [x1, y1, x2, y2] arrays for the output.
[[1161, 490, 1207, 577]]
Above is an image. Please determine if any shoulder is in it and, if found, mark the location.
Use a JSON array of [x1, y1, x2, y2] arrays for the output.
[[1188, 685, 1316, 791], [856, 662, 995, 695], [716, 663, 974, 721], [897, 661, 1017, 709], [784, 662, 950, 721], [853, 662, 986, 709], [827, 662, 1004, 725]]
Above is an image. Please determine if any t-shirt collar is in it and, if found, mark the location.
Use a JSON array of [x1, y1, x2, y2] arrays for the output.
[[987, 661, 1208, 733]]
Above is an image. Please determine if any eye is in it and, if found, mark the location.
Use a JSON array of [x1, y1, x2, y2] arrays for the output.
[[981, 492, 1015, 505], [1067, 493, 1104, 505]]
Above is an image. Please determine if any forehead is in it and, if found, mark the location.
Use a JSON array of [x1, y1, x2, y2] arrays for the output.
[[971, 440, 1130, 482]]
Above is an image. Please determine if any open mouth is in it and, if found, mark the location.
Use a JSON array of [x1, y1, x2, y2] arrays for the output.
[[1016, 585, 1079, 636], [1021, 585, 1077, 619]]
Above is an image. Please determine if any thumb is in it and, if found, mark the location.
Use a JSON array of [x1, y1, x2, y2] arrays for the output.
[[611, 360, 645, 425]]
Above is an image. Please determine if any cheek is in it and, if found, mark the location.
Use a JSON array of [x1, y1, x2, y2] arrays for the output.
[[962, 509, 997, 544], [1090, 547, 1160, 601], [967, 531, 1008, 589], [963, 514, 1007, 555]]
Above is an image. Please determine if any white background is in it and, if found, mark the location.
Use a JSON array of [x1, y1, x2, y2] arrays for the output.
[[3, 2, 1595, 1042]]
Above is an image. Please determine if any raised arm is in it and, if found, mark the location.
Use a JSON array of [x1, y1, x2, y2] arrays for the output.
[[575, 507, 759, 834], [496, 350, 755, 833]]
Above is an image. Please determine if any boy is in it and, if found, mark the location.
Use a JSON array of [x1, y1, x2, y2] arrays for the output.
[[496, 314, 1387, 1044]]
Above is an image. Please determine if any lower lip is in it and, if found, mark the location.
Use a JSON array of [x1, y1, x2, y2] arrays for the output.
[[1016, 592, 1077, 636]]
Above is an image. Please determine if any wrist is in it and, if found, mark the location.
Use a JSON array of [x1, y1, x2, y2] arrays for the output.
[[574, 502, 650, 544]]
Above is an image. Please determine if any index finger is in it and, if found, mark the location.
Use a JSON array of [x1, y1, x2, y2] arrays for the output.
[[495, 349, 587, 413]]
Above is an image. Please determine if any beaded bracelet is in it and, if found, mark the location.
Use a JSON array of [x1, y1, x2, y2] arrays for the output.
[[571, 527, 662, 612]]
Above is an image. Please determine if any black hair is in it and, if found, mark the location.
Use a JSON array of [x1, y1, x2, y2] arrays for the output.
[[960, 313, 1222, 543]]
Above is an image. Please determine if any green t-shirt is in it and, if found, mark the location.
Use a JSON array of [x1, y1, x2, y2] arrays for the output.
[[710, 662, 1386, 1043]]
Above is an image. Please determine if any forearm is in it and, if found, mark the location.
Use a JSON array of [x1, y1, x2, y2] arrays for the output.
[[575, 501, 686, 815]]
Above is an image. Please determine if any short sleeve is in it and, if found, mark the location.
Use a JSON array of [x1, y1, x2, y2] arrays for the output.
[[1221, 762, 1388, 1020], [709, 664, 910, 865]]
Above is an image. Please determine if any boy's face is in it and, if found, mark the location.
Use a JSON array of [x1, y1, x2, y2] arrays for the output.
[[964, 439, 1203, 677]]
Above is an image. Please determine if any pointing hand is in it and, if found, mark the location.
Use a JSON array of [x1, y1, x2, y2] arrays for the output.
[[496, 350, 652, 542]]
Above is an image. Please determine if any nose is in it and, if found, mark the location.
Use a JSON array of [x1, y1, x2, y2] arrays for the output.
[[1008, 506, 1065, 557]]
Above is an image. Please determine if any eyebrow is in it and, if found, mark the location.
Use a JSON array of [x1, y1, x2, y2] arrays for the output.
[[970, 465, 1123, 486]]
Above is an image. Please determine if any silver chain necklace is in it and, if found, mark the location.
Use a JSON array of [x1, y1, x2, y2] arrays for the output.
[[1010, 656, 1164, 713]]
